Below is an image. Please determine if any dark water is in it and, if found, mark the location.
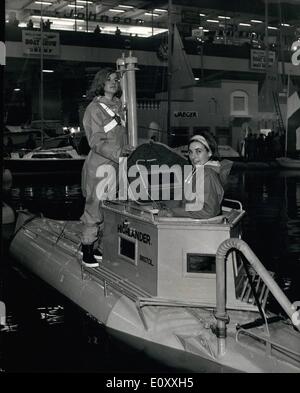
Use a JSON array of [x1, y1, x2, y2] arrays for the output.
[[1, 169, 300, 373]]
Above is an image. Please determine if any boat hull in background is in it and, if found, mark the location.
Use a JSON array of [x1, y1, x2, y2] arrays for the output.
[[276, 157, 300, 169], [2, 202, 15, 225]]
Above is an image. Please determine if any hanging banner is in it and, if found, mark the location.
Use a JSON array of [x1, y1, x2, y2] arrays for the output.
[[250, 49, 276, 70], [22, 30, 60, 56]]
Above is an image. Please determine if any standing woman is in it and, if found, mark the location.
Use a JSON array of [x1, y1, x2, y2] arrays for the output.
[[81, 68, 133, 267]]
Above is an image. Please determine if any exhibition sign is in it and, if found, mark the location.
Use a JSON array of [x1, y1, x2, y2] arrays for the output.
[[22, 30, 60, 56], [250, 49, 276, 70]]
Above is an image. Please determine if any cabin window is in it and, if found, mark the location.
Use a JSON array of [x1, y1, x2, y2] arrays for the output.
[[118, 235, 137, 265], [186, 253, 215, 273]]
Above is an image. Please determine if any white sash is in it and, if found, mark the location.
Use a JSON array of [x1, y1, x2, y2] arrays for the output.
[[99, 102, 126, 133]]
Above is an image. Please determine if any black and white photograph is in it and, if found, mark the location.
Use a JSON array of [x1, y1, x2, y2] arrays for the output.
[[1, 0, 300, 378]]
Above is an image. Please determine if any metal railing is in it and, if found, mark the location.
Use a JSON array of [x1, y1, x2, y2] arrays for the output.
[[214, 238, 300, 357]]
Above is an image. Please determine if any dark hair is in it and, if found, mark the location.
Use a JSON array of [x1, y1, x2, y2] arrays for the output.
[[86, 68, 122, 100], [188, 131, 220, 161]]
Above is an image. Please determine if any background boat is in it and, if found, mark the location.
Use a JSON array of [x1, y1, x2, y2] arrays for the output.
[[2, 201, 15, 225], [276, 156, 300, 169], [3, 146, 86, 176]]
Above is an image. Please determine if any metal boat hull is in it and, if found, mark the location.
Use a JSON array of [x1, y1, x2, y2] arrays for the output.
[[9, 212, 300, 373]]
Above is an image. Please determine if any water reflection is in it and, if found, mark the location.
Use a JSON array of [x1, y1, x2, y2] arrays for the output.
[[228, 169, 300, 303], [38, 306, 65, 325], [8, 182, 84, 220]]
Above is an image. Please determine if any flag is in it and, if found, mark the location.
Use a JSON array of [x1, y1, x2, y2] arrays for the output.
[[171, 24, 196, 89], [286, 76, 300, 156], [258, 52, 280, 112]]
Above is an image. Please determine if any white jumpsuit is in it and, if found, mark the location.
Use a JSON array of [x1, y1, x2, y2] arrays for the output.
[[80, 95, 127, 244]]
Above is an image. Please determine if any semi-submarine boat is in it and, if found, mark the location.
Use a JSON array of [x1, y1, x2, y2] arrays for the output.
[[9, 194, 300, 373], [9, 53, 300, 373]]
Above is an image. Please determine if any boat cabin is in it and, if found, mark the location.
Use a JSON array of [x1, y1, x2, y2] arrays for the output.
[[101, 199, 260, 311]]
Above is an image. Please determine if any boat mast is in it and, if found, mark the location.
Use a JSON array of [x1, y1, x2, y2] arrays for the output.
[[264, 0, 270, 111], [40, 2, 44, 146], [278, 0, 288, 157], [277, 0, 286, 88], [285, 72, 290, 157], [167, 0, 174, 145]]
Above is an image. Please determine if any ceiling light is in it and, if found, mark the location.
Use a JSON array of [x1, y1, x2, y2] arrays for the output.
[[118, 4, 134, 8], [218, 16, 231, 20], [206, 19, 219, 23], [145, 12, 159, 17], [199, 13, 206, 17], [268, 26, 278, 30], [281, 23, 290, 27], [43, 69, 54, 73], [35, 1, 52, 5], [239, 23, 251, 27], [77, 1, 93, 3], [251, 19, 263, 23], [51, 20, 76, 25], [67, 4, 84, 8], [109, 9, 125, 13], [14, 88, 21, 91], [154, 9, 168, 13]]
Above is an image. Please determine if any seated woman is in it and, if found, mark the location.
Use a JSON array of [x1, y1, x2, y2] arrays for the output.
[[159, 132, 232, 219]]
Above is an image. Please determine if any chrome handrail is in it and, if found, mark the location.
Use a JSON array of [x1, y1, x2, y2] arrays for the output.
[[214, 238, 300, 357]]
